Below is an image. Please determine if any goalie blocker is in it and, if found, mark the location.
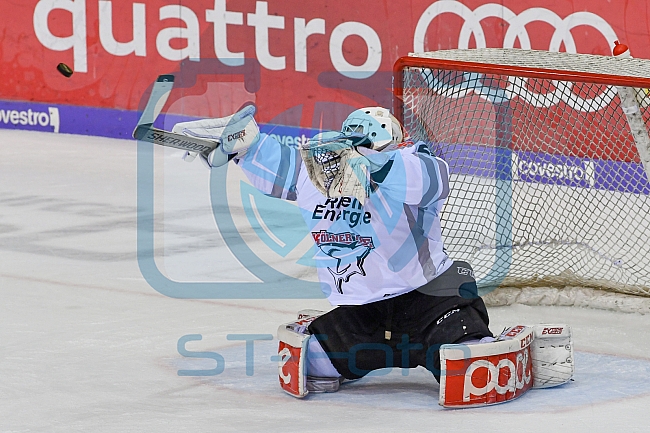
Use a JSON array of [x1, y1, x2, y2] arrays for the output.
[[132, 73, 260, 168]]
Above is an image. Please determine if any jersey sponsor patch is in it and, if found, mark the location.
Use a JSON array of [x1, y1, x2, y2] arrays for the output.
[[311, 230, 375, 294], [311, 197, 372, 228]]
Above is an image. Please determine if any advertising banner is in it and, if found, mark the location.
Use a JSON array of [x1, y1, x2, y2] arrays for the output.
[[3, 0, 648, 135]]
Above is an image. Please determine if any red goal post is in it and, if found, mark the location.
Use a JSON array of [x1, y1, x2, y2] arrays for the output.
[[392, 48, 650, 311]]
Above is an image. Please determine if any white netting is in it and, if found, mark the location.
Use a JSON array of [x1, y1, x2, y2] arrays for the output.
[[398, 48, 650, 299], [409, 48, 650, 80]]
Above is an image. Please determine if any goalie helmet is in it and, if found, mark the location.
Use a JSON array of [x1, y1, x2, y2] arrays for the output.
[[341, 107, 404, 151]]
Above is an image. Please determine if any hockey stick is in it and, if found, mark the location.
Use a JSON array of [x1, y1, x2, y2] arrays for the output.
[[132, 74, 220, 157]]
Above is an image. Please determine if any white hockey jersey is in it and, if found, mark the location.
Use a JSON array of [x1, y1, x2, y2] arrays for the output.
[[236, 133, 452, 306]]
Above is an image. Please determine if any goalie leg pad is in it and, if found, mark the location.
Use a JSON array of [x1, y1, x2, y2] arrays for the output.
[[277, 316, 342, 398], [531, 324, 574, 388], [277, 321, 311, 398], [439, 325, 534, 408]]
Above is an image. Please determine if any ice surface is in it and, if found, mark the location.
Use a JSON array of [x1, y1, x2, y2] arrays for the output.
[[1, 129, 649, 432]]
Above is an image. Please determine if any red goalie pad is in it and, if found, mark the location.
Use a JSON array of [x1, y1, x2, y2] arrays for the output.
[[439, 325, 534, 408], [277, 318, 312, 398], [278, 340, 307, 397]]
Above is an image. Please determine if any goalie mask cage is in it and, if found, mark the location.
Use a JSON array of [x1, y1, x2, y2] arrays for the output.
[[393, 48, 650, 302]]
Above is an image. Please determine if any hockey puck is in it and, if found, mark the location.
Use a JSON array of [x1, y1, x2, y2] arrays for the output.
[[57, 63, 73, 77]]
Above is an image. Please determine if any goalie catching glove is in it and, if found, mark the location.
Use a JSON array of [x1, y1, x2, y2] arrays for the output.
[[172, 105, 260, 167], [299, 131, 391, 204]]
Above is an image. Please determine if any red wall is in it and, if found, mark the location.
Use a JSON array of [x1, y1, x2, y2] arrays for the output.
[[4, 0, 650, 130]]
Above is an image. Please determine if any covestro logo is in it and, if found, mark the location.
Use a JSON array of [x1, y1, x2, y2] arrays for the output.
[[0, 107, 60, 132]]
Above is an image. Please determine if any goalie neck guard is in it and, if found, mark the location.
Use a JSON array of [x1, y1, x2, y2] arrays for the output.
[[341, 107, 404, 151]]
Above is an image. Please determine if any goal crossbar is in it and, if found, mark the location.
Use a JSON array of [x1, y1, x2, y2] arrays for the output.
[[394, 49, 650, 124]]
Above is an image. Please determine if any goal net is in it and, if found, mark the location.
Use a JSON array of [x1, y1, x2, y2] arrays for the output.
[[393, 48, 650, 307]]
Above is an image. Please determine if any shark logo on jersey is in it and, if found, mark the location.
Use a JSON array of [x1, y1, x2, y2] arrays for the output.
[[311, 230, 375, 294]]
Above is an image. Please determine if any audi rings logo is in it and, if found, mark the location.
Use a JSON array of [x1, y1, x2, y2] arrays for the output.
[[414, 2, 618, 52], [414, 1, 620, 112]]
